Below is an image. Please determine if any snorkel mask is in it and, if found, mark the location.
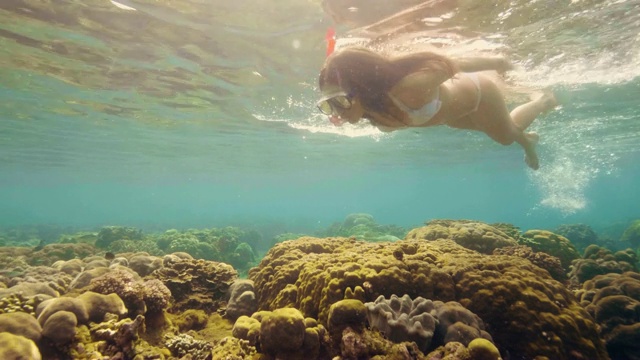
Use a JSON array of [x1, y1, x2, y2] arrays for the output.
[[316, 92, 352, 115]]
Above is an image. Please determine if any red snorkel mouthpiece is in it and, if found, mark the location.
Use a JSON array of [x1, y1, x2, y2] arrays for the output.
[[329, 115, 345, 126]]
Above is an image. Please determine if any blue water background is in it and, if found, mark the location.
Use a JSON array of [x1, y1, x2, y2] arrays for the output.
[[1, 0, 639, 238]]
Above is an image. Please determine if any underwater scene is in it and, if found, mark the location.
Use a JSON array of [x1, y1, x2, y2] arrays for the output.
[[1, 0, 639, 359]]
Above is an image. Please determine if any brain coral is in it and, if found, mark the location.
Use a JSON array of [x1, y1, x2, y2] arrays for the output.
[[405, 220, 518, 254], [249, 236, 608, 360]]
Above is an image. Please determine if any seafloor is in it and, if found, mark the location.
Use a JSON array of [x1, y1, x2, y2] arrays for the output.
[[0, 215, 638, 360]]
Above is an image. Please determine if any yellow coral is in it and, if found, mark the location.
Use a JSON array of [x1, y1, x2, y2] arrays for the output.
[[249, 236, 608, 359], [468, 338, 501, 360]]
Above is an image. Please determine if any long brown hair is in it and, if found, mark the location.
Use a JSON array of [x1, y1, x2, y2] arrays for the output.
[[319, 47, 457, 120]]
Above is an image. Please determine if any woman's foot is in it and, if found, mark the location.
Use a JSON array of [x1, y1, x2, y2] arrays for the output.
[[537, 91, 559, 115]]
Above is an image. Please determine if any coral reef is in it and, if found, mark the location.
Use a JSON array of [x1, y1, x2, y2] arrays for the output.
[[568, 245, 638, 285], [620, 219, 640, 248], [489, 222, 521, 242], [168, 234, 219, 261], [228, 242, 256, 271], [4, 265, 73, 297], [42, 310, 77, 344], [0, 220, 633, 359], [172, 309, 208, 332], [518, 229, 581, 270], [87, 269, 171, 316], [0, 292, 50, 316], [468, 338, 502, 360], [128, 254, 163, 277], [165, 333, 213, 360], [0, 282, 59, 300], [86, 314, 145, 359], [365, 295, 492, 353], [155, 227, 258, 272], [232, 307, 327, 359], [554, 223, 599, 252], [365, 295, 437, 351], [37, 297, 89, 325], [78, 292, 128, 322], [151, 258, 237, 312], [493, 245, 567, 282], [432, 300, 492, 346], [211, 336, 257, 360], [0, 224, 73, 248], [270, 233, 307, 248], [0, 311, 42, 342], [224, 279, 257, 321], [36, 291, 127, 340], [320, 213, 407, 242], [576, 272, 640, 360], [95, 226, 144, 249], [28, 243, 97, 266], [249, 236, 608, 359], [425, 340, 502, 360], [108, 239, 163, 256], [57, 232, 98, 245], [0, 332, 42, 360], [406, 220, 518, 254]]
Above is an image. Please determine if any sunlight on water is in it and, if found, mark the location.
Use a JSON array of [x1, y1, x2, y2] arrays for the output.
[[519, 49, 640, 87], [253, 113, 384, 139], [253, 93, 387, 139]]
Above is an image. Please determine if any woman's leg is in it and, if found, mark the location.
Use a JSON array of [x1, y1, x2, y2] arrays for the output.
[[510, 93, 558, 169], [453, 57, 513, 73], [510, 93, 558, 132], [465, 79, 557, 170]]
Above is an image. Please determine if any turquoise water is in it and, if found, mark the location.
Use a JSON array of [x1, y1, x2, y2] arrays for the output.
[[1, 0, 639, 235]]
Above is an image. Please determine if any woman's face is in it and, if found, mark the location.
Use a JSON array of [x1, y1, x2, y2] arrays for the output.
[[334, 97, 364, 125], [319, 86, 365, 126]]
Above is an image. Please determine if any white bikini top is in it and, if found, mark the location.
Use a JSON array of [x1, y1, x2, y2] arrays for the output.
[[388, 87, 441, 126]]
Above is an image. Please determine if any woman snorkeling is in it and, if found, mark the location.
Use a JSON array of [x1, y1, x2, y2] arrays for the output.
[[317, 47, 557, 170]]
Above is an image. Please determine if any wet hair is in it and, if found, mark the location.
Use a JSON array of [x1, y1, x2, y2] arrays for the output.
[[319, 47, 457, 120]]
